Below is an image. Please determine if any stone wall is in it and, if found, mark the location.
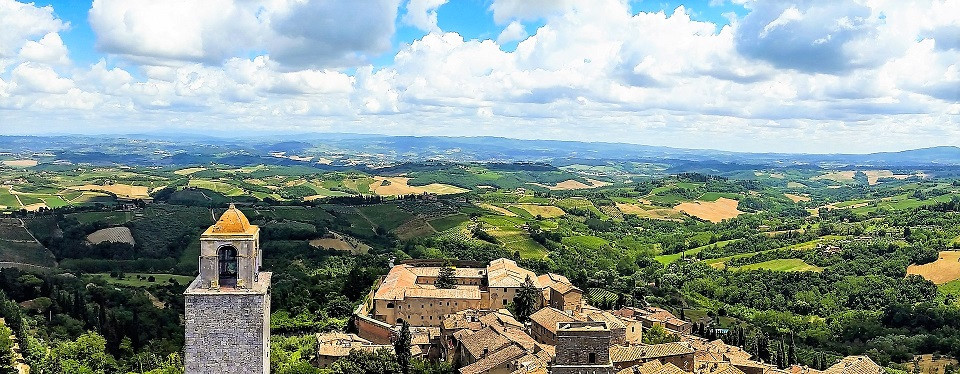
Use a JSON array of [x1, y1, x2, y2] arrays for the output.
[[184, 290, 270, 374], [355, 313, 395, 345]]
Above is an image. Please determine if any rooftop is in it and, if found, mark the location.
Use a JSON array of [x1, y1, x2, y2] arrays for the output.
[[822, 356, 883, 374], [529, 307, 580, 334], [610, 342, 695, 363], [488, 258, 541, 288]]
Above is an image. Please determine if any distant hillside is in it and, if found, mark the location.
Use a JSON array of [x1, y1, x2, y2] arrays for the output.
[[1, 134, 959, 170]]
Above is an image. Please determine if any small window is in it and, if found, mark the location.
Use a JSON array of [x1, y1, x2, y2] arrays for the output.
[[387, 303, 395, 308], [503, 299, 507, 305]]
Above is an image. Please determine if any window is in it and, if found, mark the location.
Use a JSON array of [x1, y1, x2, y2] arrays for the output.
[[387, 303, 395, 308], [589, 353, 596, 364], [218, 246, 238, 285], [503, 299, 507, 305]]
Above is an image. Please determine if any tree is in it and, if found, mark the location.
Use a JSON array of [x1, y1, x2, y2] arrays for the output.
[[0, 323, 14, 373], [330, 349, 400, 374], [788, 334, 797, 366], [45, 332, 118, 374], [511, 276, 539, 323], [394, 321, 412, 374], [643, 325, 680, 344], [434, 266, 457, 289]]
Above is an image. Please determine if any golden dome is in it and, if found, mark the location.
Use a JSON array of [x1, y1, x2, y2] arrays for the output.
[[205, 204, 256, 235]]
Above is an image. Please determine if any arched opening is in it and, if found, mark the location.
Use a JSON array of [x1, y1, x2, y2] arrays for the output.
[[218, 246, 238, 287], [386, 303, 395, 308]]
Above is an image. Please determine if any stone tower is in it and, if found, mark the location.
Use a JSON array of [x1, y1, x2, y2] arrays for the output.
[[184, 205, 271, 374], [551, 321, 614, 374]]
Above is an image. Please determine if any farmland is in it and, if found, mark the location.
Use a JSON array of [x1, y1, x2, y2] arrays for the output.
[[908, 251, 960, 284], [673, 198, 743, 223], [4, 137, 960, 371], [735, 259, 823, 272]]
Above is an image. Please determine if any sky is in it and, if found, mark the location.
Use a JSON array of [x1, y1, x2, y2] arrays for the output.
[[0, 0, 958, 153]]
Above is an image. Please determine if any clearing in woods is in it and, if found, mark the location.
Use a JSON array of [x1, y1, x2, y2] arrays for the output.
[[72, 184, 150, 199], [86, 227, 136, 245], [368, 177, 468, 196], [784, 193, 811, 202], [907, 251, 960, 284], [309, 232, 371, 254], [673, 198, 743, 223]]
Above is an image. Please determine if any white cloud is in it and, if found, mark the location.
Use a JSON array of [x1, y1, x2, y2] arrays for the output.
[[496, 21, 528, 44], [89, 0, 401, 69], [89, 0, 262, 65], [0, 0, 66, 58], [10, 62, 73, 94], [18, 32, 69, 65], [402, 0, 448, 32]]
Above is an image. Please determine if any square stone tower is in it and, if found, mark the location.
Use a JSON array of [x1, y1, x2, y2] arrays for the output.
[[184, 204, 271, 374], [552, 321, 614, 374]]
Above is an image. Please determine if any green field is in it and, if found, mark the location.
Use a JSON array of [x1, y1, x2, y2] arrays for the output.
[[429, 214, 470, 232], [0, 188, 20, 208], [90, 273, 196, 287], [187, 179, 245, 196], [704, 236, 843, 267], [735, 259, 823, 272], [357, 204, 413, 231], [699, 192, 741, 201], [655, 239, 737, 265], [939, 279, 960, 302]]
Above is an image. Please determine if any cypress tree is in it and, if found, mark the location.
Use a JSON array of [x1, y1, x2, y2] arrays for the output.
[[394, 321, 412, 374]]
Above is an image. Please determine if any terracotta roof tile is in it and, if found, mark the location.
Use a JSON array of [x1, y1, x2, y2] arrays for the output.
[[822, 356, 884, 374], [460, 327, 511, 359], [610, 343, 695, 363], [529, 307, 579, 334], [488, 258, 541, 288], [460, 344, 526, 374]]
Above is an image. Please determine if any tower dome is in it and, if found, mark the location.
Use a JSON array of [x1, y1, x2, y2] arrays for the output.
[[205, 204, 256, 235]]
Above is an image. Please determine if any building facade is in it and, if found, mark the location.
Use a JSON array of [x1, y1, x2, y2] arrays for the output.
[[184, 205, 271, 374], [551, 321, 615, 374]]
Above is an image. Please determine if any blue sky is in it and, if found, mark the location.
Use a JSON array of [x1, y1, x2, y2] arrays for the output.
[[0, 0, 957, 153]]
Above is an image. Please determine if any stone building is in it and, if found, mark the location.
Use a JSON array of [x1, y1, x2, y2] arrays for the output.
[[184, 205, 271, 374], [551, 321, 615, 374], [370, 258, 550, 327], [538, 273, 583, 312]]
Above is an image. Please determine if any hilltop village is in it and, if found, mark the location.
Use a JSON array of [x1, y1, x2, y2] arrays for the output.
[[334, 258, 884, 374]]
